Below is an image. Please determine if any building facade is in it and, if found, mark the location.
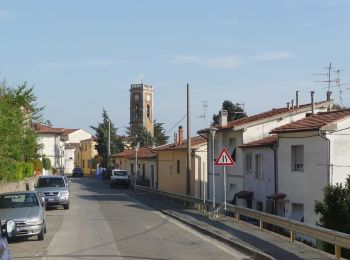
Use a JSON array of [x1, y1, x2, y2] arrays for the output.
[[112, 147, 157, 188], [272, 109, 350, 227], [74, 137, 98, 175], [153, 126, 207, 199], [198, 98, 332, 205]]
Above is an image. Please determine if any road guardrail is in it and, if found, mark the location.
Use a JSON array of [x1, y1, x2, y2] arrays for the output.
[[135, 185, 350, 259]]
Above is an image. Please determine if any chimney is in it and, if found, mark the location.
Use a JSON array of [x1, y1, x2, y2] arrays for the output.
[[219, 110, 228, 127], [178, 126, 184, 145], [291, 99, 294, 109], [287, 102, 290, 110], [327, 91, 332, 102], [296, 91, 299, 108], [326, 91, 332, 111], [311, 91, 315, 114]]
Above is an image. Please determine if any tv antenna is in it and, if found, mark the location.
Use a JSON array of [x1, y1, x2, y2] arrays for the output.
[[197, 100, 208, 119], [333, 69, 350, 106], [312, 62, 335, 92]]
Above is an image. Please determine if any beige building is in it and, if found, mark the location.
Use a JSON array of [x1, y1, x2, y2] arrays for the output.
[[112, 147, 157, 188], [74, 137, 98, 175], [153, 126, 207, 199]]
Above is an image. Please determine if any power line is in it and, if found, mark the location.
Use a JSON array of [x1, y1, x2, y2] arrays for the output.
[[165, 114, 187, 135]]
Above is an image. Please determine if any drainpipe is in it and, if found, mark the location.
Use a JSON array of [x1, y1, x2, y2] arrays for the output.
[[271, 143, 278, 215], [318, 130, 331, 184]]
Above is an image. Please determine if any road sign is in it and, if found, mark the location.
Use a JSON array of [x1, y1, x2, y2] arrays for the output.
[[215, 147, 235, 166]]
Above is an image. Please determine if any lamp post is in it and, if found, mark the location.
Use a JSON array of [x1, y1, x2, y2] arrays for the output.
[[210, 126, 217, 208], [134, 142, 140, 192]]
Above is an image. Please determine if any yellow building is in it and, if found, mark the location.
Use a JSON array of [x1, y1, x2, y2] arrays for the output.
[[112, 147, 157, 188], [153, 126, 207, 199], [74, 137, 98, 175]]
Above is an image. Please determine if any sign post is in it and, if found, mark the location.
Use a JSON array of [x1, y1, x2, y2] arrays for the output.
[[215, 147, 235, 212]]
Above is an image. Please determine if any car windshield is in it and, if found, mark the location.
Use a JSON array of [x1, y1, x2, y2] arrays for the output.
[[37, 178, 65, 188], [113, 171, 127, 176], [0, 193, 39, 208]]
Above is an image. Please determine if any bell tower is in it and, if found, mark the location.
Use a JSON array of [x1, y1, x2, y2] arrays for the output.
[[129, 83, 154, 136]]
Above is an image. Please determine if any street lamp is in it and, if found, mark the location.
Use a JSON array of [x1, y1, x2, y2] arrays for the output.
[[134, 142, 140, 192], [209, 126, 217, 208]]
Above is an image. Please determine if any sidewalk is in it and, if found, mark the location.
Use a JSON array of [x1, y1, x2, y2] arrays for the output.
[[132, 190, 334, 260]]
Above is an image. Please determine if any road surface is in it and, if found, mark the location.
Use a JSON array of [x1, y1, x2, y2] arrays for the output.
[[9, 177, 249, 260]]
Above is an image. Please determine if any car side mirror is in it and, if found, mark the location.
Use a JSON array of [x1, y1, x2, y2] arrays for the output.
[[5, 220, 16, 239]]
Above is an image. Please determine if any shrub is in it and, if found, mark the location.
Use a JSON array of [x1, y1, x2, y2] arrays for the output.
[[42, 156, 52, 170]]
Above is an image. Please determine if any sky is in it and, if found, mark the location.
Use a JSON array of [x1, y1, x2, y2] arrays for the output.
[[1, 0, 350, 138]]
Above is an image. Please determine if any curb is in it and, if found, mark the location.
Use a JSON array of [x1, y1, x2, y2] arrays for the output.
[[134, 193, 275, 260]]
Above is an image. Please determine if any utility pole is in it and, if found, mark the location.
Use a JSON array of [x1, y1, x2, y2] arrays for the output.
[[187, 84, 191, 196]]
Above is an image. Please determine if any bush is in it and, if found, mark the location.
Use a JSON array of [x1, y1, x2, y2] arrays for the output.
[[32, 159, 43, 175], [0, 158, 17, 181], [42, 157, 51, 170]]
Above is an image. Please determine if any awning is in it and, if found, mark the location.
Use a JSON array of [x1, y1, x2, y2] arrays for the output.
[[266, 193, 286, 200], [235, 190, 253, 199]]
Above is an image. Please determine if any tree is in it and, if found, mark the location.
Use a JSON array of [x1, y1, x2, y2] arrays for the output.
[[0, 80, 42, 180], [153, 121, 169, 146], [212, 100, 247, 125], [128, 125, 154, 147], [90, 110, 124, 168], [314, 177, 350, 257]]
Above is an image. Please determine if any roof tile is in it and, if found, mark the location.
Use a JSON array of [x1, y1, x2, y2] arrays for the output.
[[271, 109, 350, 133]]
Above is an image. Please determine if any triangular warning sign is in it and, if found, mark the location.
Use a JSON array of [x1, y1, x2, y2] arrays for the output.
[[215, 147, 235, 166]]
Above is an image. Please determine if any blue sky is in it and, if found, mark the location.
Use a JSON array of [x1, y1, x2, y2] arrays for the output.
[[1, 0, 350, 137]]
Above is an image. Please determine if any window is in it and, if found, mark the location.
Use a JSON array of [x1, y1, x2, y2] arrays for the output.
[[176, 160, 180, 174], [147, 104, 150, 118], [255, 154, 263, 179], [245, 152, 252, 174], [135, 104, 140, 119], [84, 143, 87, 151], [82, 160, 85, 168], [169, 164, 173, 175], [229, 138, 236, 161], [291, 145, 304, 172]]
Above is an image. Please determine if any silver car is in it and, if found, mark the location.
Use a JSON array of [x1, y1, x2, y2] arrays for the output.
[[35, 176, 70, 210], [0, 191, 47, 240]]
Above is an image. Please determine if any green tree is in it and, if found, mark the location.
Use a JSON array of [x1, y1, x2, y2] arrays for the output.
[[314, 177, 350, 257], [128, 125, 154, 147], [153, 121, 169, 146], [212, 100, 247, 125], [90, 110, 124, 168], [0, 80, 41, 180]]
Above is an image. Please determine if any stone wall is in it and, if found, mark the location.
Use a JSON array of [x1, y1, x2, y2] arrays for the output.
[[0, 177, 38, 193]]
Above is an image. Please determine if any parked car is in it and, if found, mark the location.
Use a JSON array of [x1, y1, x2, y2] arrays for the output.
[[110, 169, 130, 188], [72, 167, 84, 177], [0, 218, 16, 259], [0, 191, 47, 241], [35, 176, 70, 210]]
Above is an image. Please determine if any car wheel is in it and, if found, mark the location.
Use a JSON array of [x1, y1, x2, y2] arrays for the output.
[[38, 227, 44, 240], [44, 222, 47, 233], [63, 203, 69, 210]]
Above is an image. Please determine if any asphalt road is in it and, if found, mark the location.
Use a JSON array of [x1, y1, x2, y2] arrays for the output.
[[9, 177, 249, 260]]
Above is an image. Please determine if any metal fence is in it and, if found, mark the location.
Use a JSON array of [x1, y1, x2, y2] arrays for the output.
[[135, 185, 350, 260]]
